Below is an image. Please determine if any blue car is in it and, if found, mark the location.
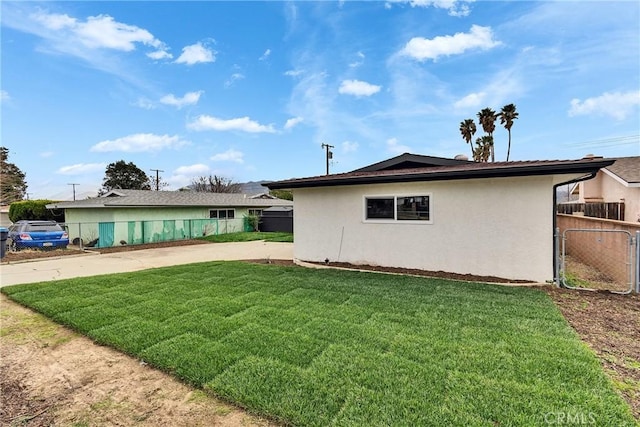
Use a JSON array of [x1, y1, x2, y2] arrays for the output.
[[7, 220, 69, 250]]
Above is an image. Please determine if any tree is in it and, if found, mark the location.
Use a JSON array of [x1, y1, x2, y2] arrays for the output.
[[270, 189, 293, 201], [477, 108, 497, 162], [148, 175, 169, 191], [0, 147, 28, 205], [100, 160, 150, 195], [499, 103, 519, 161], [459, 119, 477, 159], [191, 175, 241, 193], [473, 136, 492, 162]]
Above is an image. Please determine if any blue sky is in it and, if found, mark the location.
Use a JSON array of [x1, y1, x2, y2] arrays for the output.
[[2, 1, 639, 200]]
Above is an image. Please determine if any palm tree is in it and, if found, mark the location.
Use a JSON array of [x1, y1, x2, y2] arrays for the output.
[[499, 103, 519, 161], [459, 119, 476, 159], [473, 136, 492, 162], [477, 108, 497, 162]]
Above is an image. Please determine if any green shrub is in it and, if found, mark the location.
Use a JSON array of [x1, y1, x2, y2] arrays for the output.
[[8, 200, 65, 222]]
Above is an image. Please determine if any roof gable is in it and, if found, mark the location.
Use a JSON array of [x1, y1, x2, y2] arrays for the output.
[[603, 156, 640, 185], [352, 153, 470, 172]]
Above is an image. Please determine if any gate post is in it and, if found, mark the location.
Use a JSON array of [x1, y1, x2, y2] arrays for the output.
[[636, 231, 640, 294], [554, 227, 560, 287]]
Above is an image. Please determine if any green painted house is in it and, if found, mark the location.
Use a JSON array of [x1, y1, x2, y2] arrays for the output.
[[46, 190, 293, 248]]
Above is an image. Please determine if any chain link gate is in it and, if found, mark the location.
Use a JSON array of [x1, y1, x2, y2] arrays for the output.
[[557, 228, 636, 294]]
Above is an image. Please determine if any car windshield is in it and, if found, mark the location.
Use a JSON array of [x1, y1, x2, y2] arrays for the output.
[[25, 223, 62, 232]]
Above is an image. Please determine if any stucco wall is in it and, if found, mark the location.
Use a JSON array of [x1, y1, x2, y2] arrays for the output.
[[64, 207, 250, 247], [293, 175, 578, 282], [578, 171, 640, 222]]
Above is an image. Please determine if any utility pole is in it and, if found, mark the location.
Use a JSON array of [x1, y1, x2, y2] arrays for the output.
[[68, 183, 79, 201], [321, 143, 334, 175], [150, 169, 164, 191]]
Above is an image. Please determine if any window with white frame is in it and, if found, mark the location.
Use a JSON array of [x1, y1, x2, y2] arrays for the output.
[[210, 209, 235, 219], [364, 195, 431, 222]]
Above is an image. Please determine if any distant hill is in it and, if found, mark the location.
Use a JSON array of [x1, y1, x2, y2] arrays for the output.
[[239, 181, 271, 195]]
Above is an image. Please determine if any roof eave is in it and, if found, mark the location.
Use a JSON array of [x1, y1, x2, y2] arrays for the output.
[[266, 160, 616, 190]]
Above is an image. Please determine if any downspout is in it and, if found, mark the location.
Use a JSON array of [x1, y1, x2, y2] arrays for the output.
[[552, 171, 599, 285]]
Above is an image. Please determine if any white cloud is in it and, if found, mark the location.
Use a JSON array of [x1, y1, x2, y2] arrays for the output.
[[0, 90, 10, 102], [39, 151, 54, 158], [133, 97, 156, 110], [338, 79, 382, 97], [210, 149, 244, 163], [386, 137, 412, 154], [168, 164, 211, 188], [401, 25, 500, 62], [57, 162, 106, 175], [454, 92, 486, 109], [349, 51, 365, 68], [569, 90, 640, 121], [187, 115, 276, 133], [259, 49, 271, 61], [284, 69, 304, 77], [406, 0, 472, 17], [32, 12, 163, 52], [147, 49, 172, 60], [342, 141, 359, 153], [175, 42, 215, 65], [284, 116, 304, 130], [174, 164, 210, 176], [90, 133, 188, 152], [224, 73, 245, 88], [159, 91, 203, 108]]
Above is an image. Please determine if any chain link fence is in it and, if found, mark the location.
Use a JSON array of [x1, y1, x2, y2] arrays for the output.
[[63, 218, 252, 249], [558, 228, 636, 294]]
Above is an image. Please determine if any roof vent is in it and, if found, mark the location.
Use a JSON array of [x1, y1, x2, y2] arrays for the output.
[[583, 154, 603, 160], [454, 154, 469, 161]]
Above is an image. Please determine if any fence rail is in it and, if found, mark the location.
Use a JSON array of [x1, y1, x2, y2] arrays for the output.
[[557, 202, 625, 221]]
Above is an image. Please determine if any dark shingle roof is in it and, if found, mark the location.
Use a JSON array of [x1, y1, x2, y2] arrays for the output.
[[47, 190, 293, 210], [266, 157, 616, 190], [605, 157, 640, 184]]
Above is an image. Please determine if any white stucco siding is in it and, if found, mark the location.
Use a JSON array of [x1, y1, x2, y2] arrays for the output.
[[293, 174, 582, 282]]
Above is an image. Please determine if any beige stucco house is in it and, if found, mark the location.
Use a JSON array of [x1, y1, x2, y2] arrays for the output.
[[571, 156, 640, 223], [267, 153, 614, 283]]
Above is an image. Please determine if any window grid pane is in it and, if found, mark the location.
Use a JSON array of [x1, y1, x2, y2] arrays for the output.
[[366, 198, 394, 219], [396, 196, 430, 221]]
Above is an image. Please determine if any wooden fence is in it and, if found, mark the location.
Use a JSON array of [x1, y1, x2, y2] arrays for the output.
[[557, 202, 625, 221]]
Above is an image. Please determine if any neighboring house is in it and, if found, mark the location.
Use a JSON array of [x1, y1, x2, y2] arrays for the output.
[[46, 190, 293, 247], [0, 205, 11, 227], [267, 153, 614, 283], [568, 156, 640, 223]]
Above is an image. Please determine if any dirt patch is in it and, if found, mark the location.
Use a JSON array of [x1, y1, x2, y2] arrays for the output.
[[0, 294, 275, 427], [1, 240, 209, 264], [302, 260, 534, 284], [543, 287, 640, 419]]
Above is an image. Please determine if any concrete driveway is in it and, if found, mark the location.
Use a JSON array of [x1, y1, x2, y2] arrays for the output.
[[0, 241, 293, 287]]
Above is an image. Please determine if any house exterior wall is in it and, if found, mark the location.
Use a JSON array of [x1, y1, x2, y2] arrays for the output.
[[578, 171, 640, 222], [64, 207, 251, 247], [293, 175, 581, 282]]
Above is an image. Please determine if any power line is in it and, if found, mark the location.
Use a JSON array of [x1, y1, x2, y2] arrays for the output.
[[564, 134, 639, 148]]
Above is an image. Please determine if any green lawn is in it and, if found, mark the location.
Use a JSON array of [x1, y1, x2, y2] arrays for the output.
[[199, 231, 293, 243], [2, 262, 635, 426]]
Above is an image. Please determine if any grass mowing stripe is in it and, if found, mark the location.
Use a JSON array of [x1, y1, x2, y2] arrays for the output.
[[2, 261, 635, 426]]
